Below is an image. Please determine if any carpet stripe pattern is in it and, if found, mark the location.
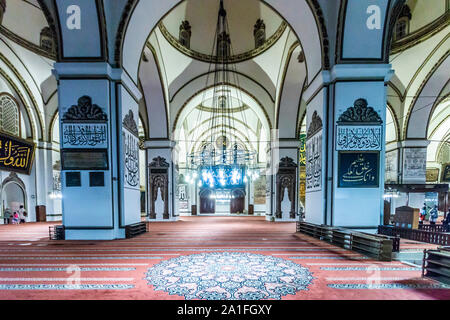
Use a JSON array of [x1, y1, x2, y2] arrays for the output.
[[0, 217, 448, 300]]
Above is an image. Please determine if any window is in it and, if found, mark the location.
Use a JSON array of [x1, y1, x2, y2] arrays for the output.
[[394, 18, 409, 40], [179, 21, 192, 49], [394, 5, 412, 41], [254, 19, 266, 48], [40, 27, 56, 53], [0, 94, 20, 136]]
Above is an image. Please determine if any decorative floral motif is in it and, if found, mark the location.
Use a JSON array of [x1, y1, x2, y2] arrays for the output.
[[337, 99, 382, 124], [144, 252, 314, 300], [62, 96, 107, 122]]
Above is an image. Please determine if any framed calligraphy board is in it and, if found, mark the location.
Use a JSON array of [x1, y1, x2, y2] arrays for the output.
[[338, 151, 379, 188], [442, 163, 450, 183], [62, 123, 108, 149], [336, 125, 382, 151], [0, 132, 35, 175], [62, 149, 108, 170]]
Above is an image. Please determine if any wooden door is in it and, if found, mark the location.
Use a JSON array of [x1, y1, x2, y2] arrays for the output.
[[200, 189, 215, 213]]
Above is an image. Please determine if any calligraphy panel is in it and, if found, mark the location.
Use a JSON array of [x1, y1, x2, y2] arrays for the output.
[[123, 129, 140, 189], [253, 175, 266, 205], [338, 152, 379, 188], [306, 130, 322, 191], [403, 148, 426, 180], [385, 150, 398, 184], [336, 125, 382, 151], [0, 132, 35, 175], [62, 123, 108, 149]]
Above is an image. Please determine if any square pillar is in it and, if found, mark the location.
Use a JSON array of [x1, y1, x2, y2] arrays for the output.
[[55, 63, 142, 240], [304, 65, 393, 231]]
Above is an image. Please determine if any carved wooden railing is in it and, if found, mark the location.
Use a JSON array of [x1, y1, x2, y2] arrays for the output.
[[418, 224, 446, 233], [378, 225, 450, 246], [297, 222, 397, 261]]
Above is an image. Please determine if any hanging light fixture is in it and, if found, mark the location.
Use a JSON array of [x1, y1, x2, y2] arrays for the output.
[[187, 0, 259, 189]]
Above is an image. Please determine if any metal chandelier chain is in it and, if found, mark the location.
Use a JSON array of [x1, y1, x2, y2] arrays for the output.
[[188, 0, 257, 171]]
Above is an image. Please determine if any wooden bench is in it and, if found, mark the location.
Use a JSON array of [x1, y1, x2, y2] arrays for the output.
[[49, 225, 65, 240], [125, 222, 148, 238], [297, 222, 394, 261], [422, 247, 450, 285]]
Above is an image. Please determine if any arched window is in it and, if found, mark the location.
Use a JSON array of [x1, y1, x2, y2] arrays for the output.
[[254, 19, 266, 48], [0, 94, 20, 136], [40, 27, 56, 53], [394, 5, 412, 41], [179, 21, 192, 49]]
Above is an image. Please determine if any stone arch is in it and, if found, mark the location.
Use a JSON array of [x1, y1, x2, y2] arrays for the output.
[[405, 54, 450, 139], [1, 172, 27, 215], [386, 103, 400, 142], [118, 0, 326, 86], [336, 0, 407, 64]]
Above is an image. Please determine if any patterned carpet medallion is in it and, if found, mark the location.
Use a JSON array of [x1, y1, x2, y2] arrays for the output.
[[145, 252, 314, 300]]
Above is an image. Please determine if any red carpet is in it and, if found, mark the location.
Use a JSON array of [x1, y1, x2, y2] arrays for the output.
[[0, 217, 448, 300]]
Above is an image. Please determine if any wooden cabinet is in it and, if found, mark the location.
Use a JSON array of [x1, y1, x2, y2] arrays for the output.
[[35, 205, 46, 222], [394, 206, 419, 229]]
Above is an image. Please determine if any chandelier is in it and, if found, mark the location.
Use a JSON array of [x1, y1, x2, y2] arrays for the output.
[[186, 0, 259, 189]]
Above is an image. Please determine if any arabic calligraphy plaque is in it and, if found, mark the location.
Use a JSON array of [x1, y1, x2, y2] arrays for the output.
[[62, 123, 108, 149], [306, 131, 322, 191], [338, 152, 379, 188], [0, 132, 35, 175], [336, 125, 382, 151]]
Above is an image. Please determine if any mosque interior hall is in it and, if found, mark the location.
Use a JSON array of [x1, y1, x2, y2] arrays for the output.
[[0, 0, 448, 301]]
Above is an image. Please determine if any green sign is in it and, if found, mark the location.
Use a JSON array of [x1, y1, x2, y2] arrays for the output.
[[299, 134, 306, 166]]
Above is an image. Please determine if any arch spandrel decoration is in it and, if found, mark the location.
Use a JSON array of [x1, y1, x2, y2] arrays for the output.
[[148, 156, 170, 220], [337, 98, 383, 124], [336, 98, 383, 151], [307, 111, 323, 138], [123, 110, 139, 137]]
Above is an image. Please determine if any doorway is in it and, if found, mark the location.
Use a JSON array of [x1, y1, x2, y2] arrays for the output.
[[200, 188, 215, 213], [2, 182, 26, 214]]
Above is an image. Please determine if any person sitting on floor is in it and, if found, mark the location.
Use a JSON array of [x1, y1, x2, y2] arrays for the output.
[[11, 212, 19, 224]]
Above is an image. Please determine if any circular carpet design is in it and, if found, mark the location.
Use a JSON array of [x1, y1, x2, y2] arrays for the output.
[[144, 252, 314, 300]]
